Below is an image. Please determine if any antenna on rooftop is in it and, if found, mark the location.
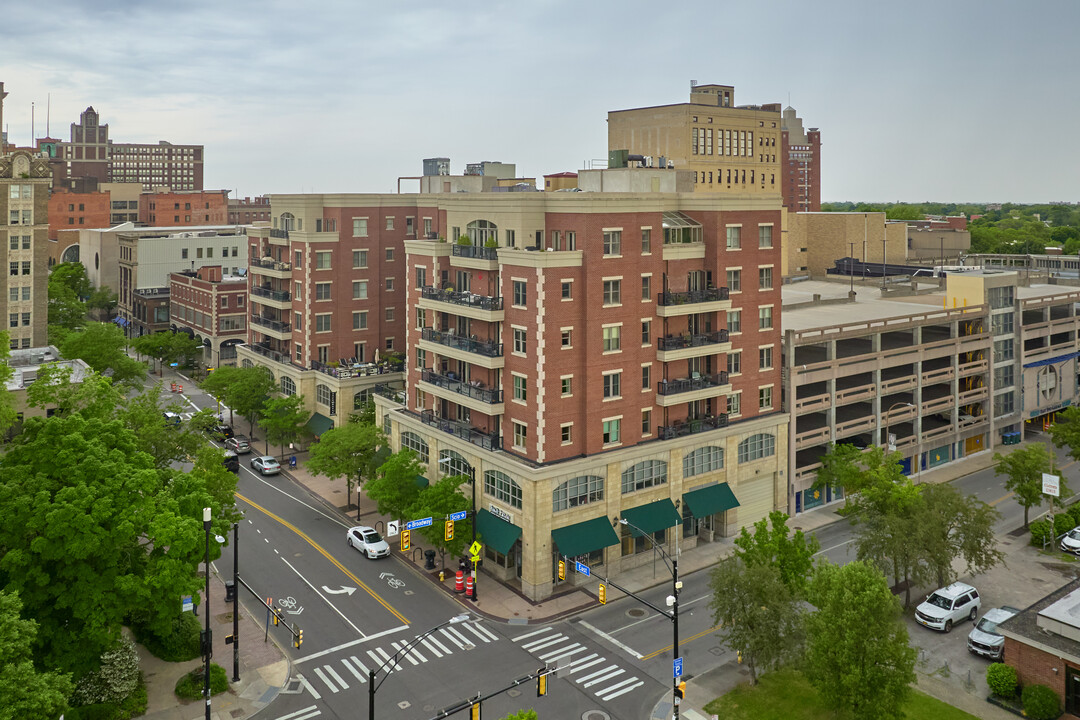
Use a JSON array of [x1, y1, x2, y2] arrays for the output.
[[46, 93, 50, 137]]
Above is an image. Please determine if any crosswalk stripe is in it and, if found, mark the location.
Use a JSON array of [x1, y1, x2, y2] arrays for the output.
[[512, 626, 552, 642], [462, 623, 494, 642], [391, 641, 421, 666], [440, 626, 472, 650], [403, 642, 427, 664], [349, 656, 371, 677], [340, 657, 368, 683], [274, 704, 321, 720], [375, 646, 403, 671], [522, 634, 567, 653], [367, 648, 401, 672], [582, 667, 623, 688], [296, 674, 321, 700], [470, 622, 500, 642], [323, 664, 349, 690], [426, 633, 453, 656], [565, 656, 604, 676], [597, 678, 644, 701], [420, 637, 444, 658], [540, 643, 584, 663], [577, 664, 619, 684], [313, 667, 340, 693], [446, 625, 475, 648]]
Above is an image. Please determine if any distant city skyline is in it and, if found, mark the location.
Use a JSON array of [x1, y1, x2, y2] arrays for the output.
[[2, 0, 1077, 204]]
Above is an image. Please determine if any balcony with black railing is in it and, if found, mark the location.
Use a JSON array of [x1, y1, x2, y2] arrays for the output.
[[248, 342, 288, 364], [418, 409, 502, 450], [657, 330, 730, 352], [657, 287, 730, 306], [250, 257, 293, 272], [251, 315, 291, 333], [251, 286, 291, 302], [421, 369, 503, 405], [452, 244, 499, 261], [421, 328, 503, 357], [421, 286, 504, 311], [657, 372, 730, 396], [658, 414, 730, 440]]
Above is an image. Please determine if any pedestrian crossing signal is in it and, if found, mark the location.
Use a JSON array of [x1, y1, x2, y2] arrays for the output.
[[294, 628, 303, 648], [598, 583, 607, 604], [537, 669, 548, 697], [469, 699, 481, 719], [445, 520, 454, 542], [675, 680, 686, 700], [558, 560, 565, 581], [401, 529, 411, 552]]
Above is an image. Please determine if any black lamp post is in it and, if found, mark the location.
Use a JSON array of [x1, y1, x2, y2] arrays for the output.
[[232, 522, 240, 683], [202, 507, 212, 720], [618, 518, 681, 719], [440, 457, 478, 601]]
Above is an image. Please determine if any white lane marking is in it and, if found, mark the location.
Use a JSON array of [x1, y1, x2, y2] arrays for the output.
[[461, 622, 493, 642], [274, 704, 322, 720], [583, 668, 624, 688], [443, 625, 475, 649], [609, 594, 710, 634], [340, 656, 368, 683], [420, 636, 445, 658], [814, 538, 856, 557], [512, 626, 552, 642], [578, 664, 620, 684], [391, 641, 421, 666], [522, 634, 568, 653], [540, 643, 584, 663], [348, 656, 371, 678], [322, 664, 348, 690], [579, 620, 644, 659], [374, 646, 404, 671], [565, 656, 604, 676], [280, 557, 367, 638], [403, 642, 427, 664], [367, 647, 400, 672], [597, 679, 644, 701], [243, 470, 351, 528], [295, 625, 409, 665], [296, 674, 321, 699], [470, 622, 500, 642], [313, 667, 339, 693], [425, 633, 453, 656]]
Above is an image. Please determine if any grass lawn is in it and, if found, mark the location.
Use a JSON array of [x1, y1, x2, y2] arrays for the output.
[[702, 669, 979, 720]]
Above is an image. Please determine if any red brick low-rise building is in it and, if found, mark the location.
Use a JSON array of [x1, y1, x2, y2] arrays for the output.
[[169, 265, 248, 367], [140, 190, 229, 227]]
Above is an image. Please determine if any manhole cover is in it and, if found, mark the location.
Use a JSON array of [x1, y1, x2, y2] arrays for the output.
[[626, 608, 647, 618], [582, 711, 611, 720], [397, 701, 411, 710], [508, 689, 521, 698]]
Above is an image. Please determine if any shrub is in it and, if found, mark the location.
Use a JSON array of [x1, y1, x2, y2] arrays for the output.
[[1054, 513, 1074, 536], [72, 637, 140, 706], [986, 663, 1018, 698], [66, 678, 147, 720], [1068, 502, 1080, 525], [131, 611, 201, 661], [1022, 683, 1061, 720], [1030, 518, 1053, 546], [457, 234, 472, 246], [175, 664, 229, 700]]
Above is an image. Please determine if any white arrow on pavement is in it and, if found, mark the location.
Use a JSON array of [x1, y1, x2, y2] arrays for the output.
[[286, 607, 304, 615], [379, 572, 395, 580], [321, 586, 357, 596]]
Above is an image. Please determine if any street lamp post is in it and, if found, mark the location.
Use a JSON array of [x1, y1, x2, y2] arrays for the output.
[[440, 457, 478, 601], [884, 401, 916, 468], [202, 507, 212, 720], [618, 518, 682, 720], [368, 614, 470, 720], [232, 522, 240, 683]]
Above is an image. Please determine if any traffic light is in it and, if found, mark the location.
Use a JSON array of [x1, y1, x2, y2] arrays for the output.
[[598, 583, 607, 605], [225, 634, 235, 645], [401, 529, 411, 552], [537, 668, 548, 697], [294, 628, 303, 648], [469, 700, 481, 720], [675, 681, 686, 700], [445, 520, 454, 542], [558, 560, 566, 581]]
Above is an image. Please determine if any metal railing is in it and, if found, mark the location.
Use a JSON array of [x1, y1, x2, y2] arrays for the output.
[[420, 328, 503, 357], [657, 330, 730, 351], [658, 414, 729, 440], [421, 286, 504, 311], [249, 343, 288, 364], [657, 287, 730, 306], [250, 315, 291, 333], [250, 258, 292, 272], [269, 228, 289, 239], [251, 286, 291, 302], [657, 372, 730, 396], [452, 245, 499, 260], [373, 383, 405, 404], [421, 369, 503, 404], [418, 410, 502, 450]]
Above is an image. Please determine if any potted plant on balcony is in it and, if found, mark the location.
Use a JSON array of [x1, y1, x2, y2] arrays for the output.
[[457, 234, 472, 246], [484, 237, 498, 249]]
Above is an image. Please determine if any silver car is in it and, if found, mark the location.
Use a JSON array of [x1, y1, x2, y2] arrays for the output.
[[967, 606, 1021, 660], [225, 435, 252, 455], [250, 456, 281, 475]]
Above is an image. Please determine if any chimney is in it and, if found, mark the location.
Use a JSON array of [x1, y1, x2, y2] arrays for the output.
[[198, 265, 223, 283]]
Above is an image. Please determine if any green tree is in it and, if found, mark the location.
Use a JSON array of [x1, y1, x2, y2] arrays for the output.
[[59, 321, 146, 386], [994, 443, 1060, 528], [917, 483, 1004, 588], [47, 282, 86, 339], [0, 332, 16, 436], [86, 286, 118, 318], [49, 262, 92, 299], [307, 417, 385, 518], [260, 394, 308, 457], [813, 443, 866, 499], [804, 561, 916, 720], [366, 450, 425, 522], [0, 590, 73, 720], [708, 557, 803, 686], [130, 332, 202, 375], [409, 474, 472, 567], [732, 510, 819, 598], [1050, 406, 1080, 463], [201, 365, 275, 434]]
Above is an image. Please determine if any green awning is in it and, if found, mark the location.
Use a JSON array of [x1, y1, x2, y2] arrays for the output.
[[620, 499, 682, 537], [305, 412, 334, 436], [414, 474, 429, 488], [476, 509, 522, 555], [682, 483, 740, 518], [551, 516, 621, 558]]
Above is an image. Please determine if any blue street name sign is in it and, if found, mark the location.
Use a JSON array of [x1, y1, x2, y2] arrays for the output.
[[673, 657, 683, 678], [575, 561, 591, 577], [449, 511, 468, 522], [406, 517, 433, 530]]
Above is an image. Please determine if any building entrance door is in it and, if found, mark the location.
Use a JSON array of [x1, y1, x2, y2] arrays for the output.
[[1066, 666, 1080, 715]]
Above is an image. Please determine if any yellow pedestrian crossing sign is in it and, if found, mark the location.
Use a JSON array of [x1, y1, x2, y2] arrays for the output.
[[470, 540, 482, 558]]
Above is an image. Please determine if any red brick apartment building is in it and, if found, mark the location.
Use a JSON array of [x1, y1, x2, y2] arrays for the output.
[[141, 190, 229, 226], [169, 265, 248, 367]]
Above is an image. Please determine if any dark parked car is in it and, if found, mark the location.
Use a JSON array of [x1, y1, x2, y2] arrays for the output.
[[222, 450, 239, 473], [209, 424, 234, 441]]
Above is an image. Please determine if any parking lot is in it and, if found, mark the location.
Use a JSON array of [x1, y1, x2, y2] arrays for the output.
[[905, 531, 1078, 703]]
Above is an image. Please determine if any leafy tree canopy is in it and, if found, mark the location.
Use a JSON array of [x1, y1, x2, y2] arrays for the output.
[[993, 443, 1061, 527], [59, 321, 146, 386], [733, 510, 819, 598], [409, 474, 472, 564], [260, 394, 308, 457], [366, 450, 425, 521], [201, 365, 275, 433], [0, 590, 73, 720]]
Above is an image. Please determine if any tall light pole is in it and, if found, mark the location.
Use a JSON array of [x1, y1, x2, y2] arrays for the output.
[[368, 614, 470, 720], [440, 457, 478, 601], [618, 517, 681, 719], [202, 507, 212, 720], [232, 522, 240, 683], [884, 401, 916, 468]]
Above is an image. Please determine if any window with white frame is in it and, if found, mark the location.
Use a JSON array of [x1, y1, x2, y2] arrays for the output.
[[439, 449, 471, 478], [727, 269, 741, 292], [281, 376, 296, 396], [316, 384, 331, 406], [485, 470, 522, 509], [727, 309, 742, 333], [513, 374, 527, 402], [512, 422, 527, 449], [603, 279, 621, 305], [726, 226, 741, 249], [759, 225, 773, 248], [684, 446, 724, 477], [316, 251, 332, 269], [603, 372, 621, 399], [759, 306, 773, 330], [553, 475, 604, 512], [759, 346, 773, 369], [353, 218, 368, 237], [621, 460, 667, 493], [602, 325, 621, 352], [603, 230, 622, 256], [353, 250, 368, 268], [561, 376, 573, 396], [315, 282, 331, 300], [561, 424, 573, 445], [738, 433, 775, 463], [728, 392, 742, 416], [758, 267, 773, 291], [759, 386, 774, 410], [401, 431, 430, 463], [602, 417, 621, 445], [513, 280, 527, 307], [353, 280, 368, 299], [353, 311, 368, 330], [513, 327, 527, 354], [316, 314, 331, 332]]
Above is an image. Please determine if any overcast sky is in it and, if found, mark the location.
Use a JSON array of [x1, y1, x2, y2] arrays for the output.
[[2, 0, 1076, 204]]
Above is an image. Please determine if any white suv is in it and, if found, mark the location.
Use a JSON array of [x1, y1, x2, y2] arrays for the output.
[[916, 582, 981, 633]]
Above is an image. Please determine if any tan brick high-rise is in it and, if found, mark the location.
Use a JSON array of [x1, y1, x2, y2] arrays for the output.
[[0, 149, 51, 349]]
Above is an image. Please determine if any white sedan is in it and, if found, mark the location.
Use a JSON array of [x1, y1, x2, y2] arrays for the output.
[[1061, 526, 1080, 554], [347, 526, 390, 559]]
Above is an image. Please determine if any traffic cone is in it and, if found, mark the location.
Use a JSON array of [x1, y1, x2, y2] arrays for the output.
[[177, 384, 184, 394], [170, 382, 177, 392], [455, 570, 465, 593], [465, 575, 474, 598]]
